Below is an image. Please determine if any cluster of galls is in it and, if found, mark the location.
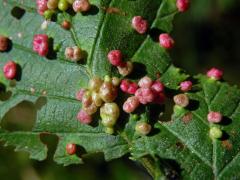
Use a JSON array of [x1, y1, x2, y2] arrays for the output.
[[173, 67, 225, 140], [121, 76, 165, 113], [76, 76, 120, 134], [206, 69, 224, 139], [75, 75, 166, 136], [130, 0, 190, 49], [107, 50, 133, 77], [36, 0, 91, 20], [65, 46, 84, 62], [131, 16, 175, 49], [121, 77, 167, 136], [32, 34, 84, 62], [173, 95, 224, 140]]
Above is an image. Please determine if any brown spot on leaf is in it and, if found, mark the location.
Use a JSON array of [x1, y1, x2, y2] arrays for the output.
[[182, 112, 193, 124], [222, 140, 233, 150], [176, 141, 185, 150], [156, 72, 161, 79], [101, 6, 126, 15]]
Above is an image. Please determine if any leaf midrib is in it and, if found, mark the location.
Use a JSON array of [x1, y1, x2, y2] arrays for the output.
[[86, 0, 113, 76]]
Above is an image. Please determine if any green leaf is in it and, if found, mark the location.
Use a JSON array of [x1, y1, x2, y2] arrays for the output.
[[0, 128, 47, 160], [0, 0, 187, 167], [129, 76, 240, 179], [4, 0, 239, 179]]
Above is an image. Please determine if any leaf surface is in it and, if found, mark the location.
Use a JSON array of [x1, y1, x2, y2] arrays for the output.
[[2, 1, 239, 179]]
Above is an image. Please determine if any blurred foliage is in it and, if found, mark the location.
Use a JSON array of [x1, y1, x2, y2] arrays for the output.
[[0, 102, 150, 180], [173, 0, 240, 85], [1, 0, 240, 179], [0, 144, 150, 180]]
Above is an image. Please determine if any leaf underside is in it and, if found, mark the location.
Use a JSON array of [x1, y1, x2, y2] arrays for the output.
[[0, 0, 240, 179]]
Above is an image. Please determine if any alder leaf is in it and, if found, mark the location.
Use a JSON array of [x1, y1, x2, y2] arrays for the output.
[[0, 0, 186, 166], [2, 0, 239, 179], [130, 76, 240, 179]]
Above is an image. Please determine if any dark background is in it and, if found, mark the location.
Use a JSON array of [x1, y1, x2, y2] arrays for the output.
[[1, 0, 240, 179]]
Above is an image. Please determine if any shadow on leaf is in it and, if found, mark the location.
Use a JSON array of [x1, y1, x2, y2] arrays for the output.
[[11, 7, 25, 20]]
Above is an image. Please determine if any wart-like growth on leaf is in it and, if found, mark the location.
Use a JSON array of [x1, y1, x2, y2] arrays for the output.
[[180, 81, 192, 92], [65, 46, 84, 62], [123, 96, 140, 113], [36, 0, 48, 15], [120, 79, 138, 94], [3, 61, 17, 80], [209, 126, 223, 139], [176, 0, 190, 12], [131, 16, 148, 34], [73, 0, 91, 13], [207, 111, 223, 123], [207, 67, 223, 80], [117, 61, 133, 77], [66, 143, 77, 155], [33, 34, 49, 57], [135, 121, 152, 135], [107, 50, 124, 67], [61, 20, 71, 30], [76, 76, 121, 134], [100, 102, 120, 128], [173, 94, 189, 108], [107, 50, 133, 76], [77, 109, 92, 124], [0, 35, 9, 52], [159, 33, 175, 49]]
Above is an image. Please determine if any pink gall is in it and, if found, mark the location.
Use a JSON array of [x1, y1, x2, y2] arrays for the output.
[[138, 76, 153, 88], [66, 143, 76, 155], [33, 34, 49, 56], [135, 87, 155, 104], [120, 79, 130, 93], [128, 82, 138, 94], [120, 80, 138, 94], [176, 0, 190, 12], [180, 81, 192, 92], [207, 68, 223, 80], [107, 50, 124, 67], [159, 33, 175, 49], [151, 80, 164, 93], [77, 109, 92, 124], [131, 16, 148, 34], [73, 0, 91, 13], [207, 111, 223, 123], [123, 96, 140, 113], [36, 0, 48, 15], [75, 89, 86, 101], [3, 61, 17, 80]]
